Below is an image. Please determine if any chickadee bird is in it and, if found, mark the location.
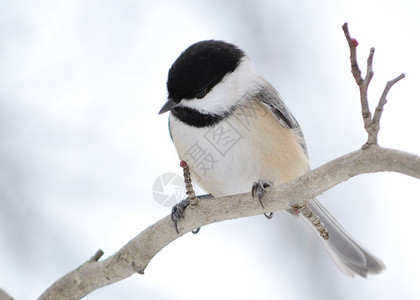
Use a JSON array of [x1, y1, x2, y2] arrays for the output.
[[159, 40, 385, 277]]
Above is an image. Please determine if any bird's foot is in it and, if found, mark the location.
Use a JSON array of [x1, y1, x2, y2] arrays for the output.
[[171, 194, 213, 234], [171, 198, 190, 234], [251, 180, 274, 219]]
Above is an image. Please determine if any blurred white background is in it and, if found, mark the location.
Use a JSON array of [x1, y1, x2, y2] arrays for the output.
[[1, 0, 419, 299]]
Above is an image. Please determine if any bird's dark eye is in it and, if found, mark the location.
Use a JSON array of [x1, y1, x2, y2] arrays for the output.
[[195, 89, 207, 99]]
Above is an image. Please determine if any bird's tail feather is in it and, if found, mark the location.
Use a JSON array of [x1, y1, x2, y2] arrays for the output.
[[300, 198, 385, 277]]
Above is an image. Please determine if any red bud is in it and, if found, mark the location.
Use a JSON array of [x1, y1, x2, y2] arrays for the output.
[[180, 160, 187, 168], [350, 38, 359, 47]]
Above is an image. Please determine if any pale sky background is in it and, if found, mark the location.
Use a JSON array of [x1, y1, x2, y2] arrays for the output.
[[1, 0, 419, 299]]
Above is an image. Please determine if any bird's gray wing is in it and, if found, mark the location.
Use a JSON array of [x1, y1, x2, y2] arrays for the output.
[[255, 79, 308, 156]]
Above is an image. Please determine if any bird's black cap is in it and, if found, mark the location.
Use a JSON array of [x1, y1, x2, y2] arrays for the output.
[[166, 40, 245, 102]]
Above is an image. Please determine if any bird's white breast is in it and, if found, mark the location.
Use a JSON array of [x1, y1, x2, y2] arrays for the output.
[[169, 99, 309, 197]]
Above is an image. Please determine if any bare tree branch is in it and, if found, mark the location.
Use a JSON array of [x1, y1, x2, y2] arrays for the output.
[[372, 73, 406, 126], [37, 23, 419, 299], [0, 288, 13, 300], [38, 146, 420, 300]]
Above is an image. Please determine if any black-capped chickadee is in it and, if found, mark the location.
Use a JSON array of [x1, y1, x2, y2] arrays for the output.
[[159, 40, 385, 277]]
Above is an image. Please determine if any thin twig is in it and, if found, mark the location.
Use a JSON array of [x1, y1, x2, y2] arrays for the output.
[[373, 73, 406, 125], [89, 249, 104, 262], [342, 23, 404, 146], [361, 47, 375, 119], [293, 205, 329, 239], [342, 23, 376, 134], [180, 160, 198, 207], [342, 23, 363, 85]]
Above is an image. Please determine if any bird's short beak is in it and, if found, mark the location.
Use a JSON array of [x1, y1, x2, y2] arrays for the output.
[[159, 98, 179, 114]]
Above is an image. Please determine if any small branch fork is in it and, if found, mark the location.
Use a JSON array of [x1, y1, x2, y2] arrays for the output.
[[342, 23, 405, 147]]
